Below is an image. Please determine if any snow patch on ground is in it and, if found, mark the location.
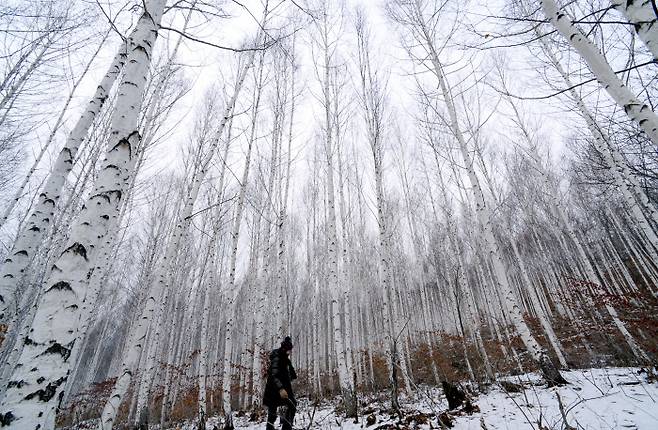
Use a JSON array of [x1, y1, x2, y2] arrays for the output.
[[76, 368, 653, 430], [456, 367, 657, 429], [212, 368, 658, 430]]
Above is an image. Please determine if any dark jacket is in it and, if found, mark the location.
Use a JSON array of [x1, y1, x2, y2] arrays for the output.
[[263, 348, 297, 407]]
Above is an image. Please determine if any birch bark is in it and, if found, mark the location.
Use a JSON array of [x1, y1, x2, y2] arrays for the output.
[[99, 47, 255, 430], [612, 0, 658, 60], [308, 3, 357, 415], [393, 1, 566, 384], [0, 28, 105, 230], [527, 30, 654, 360], [0, 37, 128, 326], [540, 0, 658, 144], [0, 2, 163, 427], [533, 31, 658, 255], [222, 48, 264, 428], [355, 10, 398, 407]]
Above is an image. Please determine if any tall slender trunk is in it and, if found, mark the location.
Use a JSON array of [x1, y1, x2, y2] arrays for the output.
[[0, 2, 164, 428], [0, 38, 129, 327], [222, 49, 265, 428], [315, 8, 356, 416], [99, 46, 255, 430], [540, 0, 658, 144], [532, 28, 658, 256], [412, 7, 566, 384], [0, 30, 108, 230], [0, 41, 50, 116], [612, 0, 658, 60]]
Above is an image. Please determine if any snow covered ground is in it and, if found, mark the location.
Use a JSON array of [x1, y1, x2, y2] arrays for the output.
[[66, 367, 655, 429], [453, 367, 658, 429], [198, 368, 658, 430]]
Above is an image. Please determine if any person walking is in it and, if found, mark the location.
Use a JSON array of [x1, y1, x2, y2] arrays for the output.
[[263, 336, 297, 430]]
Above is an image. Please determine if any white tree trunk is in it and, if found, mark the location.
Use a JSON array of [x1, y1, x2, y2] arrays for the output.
[[612, 0, 658, 60], [412, 9, 565, 383], [0, 2, 164, 428], [540, 0, 658, 144], [0, 29, 109, 231], [530, 30, 654, 361], [320, 22, 356, 413], [99, 46, 255, 430], [534, 29, 658, 254], [0, 42, 49, 117], [222, 49, 263, 426], [0, 37, 128, 326], [198, 273, 211, 421]]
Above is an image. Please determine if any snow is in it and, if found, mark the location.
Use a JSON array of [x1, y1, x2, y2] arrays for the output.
[[68, 367, 658, 429], [455, 368, 658, 429], [206, 368, 658, 430]]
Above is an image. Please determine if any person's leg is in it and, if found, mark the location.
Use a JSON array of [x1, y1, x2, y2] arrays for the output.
[[266, 405, 277, 430], [281, 397, 296, 430]]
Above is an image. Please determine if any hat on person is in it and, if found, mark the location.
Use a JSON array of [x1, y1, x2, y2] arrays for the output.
[[281, 336, 293, 351]]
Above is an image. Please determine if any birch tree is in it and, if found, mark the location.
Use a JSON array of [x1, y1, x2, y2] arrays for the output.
[[0, 1, 167, 427], [308, 0, 358, 415], [612, 0, 658, 60], [0, 34, 129, 329], [221, 45, 266, 430], [354, 8, 400, 410], [538, 0, 658, 145], [387, 0, 567, 385], [100, 41, 259, 430]]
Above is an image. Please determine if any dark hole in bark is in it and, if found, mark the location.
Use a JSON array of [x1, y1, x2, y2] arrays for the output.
[[65, 243, 88, 261], [48, 282, 73, 293], [7, 380, 25, 389], [43, 342, 72, 361], [24, 376, 66, 402], [0, 411, 15, 425]]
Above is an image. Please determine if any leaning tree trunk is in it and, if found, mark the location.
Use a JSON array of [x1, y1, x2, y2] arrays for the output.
[[0, 29, 110, 231], [540, 0, 658, 145], [0, 2, 164, 429], [534, 31, 658, 257], [413, 7, 566, 385], [473, 142, 570, 369], [99, 47, 255, 430], [530, 32, 653, 362], [0, 40, 50, 118], [0, 36, 128, 328], [612, 0, 658, 61], [222, 48, 264, 430]]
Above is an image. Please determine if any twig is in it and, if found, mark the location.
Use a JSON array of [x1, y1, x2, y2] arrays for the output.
[[580, 369, 605, 396], [629, 369, 656, 402], [394, 316, 412, 342], [499, 383, 537, 430], [305, 403, 317, 430], [556, 392, 576, 430], [160, 25, 278, 52], [184, 195, 237, 220], [487, 60, 656, 100]]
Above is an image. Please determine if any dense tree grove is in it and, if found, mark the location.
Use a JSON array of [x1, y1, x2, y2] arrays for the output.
[[0, 0, 656, 428]]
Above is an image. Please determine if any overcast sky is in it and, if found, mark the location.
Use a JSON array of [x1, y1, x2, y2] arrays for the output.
[[5, 0, 591, 281]]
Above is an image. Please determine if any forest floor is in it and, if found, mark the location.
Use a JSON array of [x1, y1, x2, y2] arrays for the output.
[[194, 367, 658, 430], [64, 367, 658, 429]]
